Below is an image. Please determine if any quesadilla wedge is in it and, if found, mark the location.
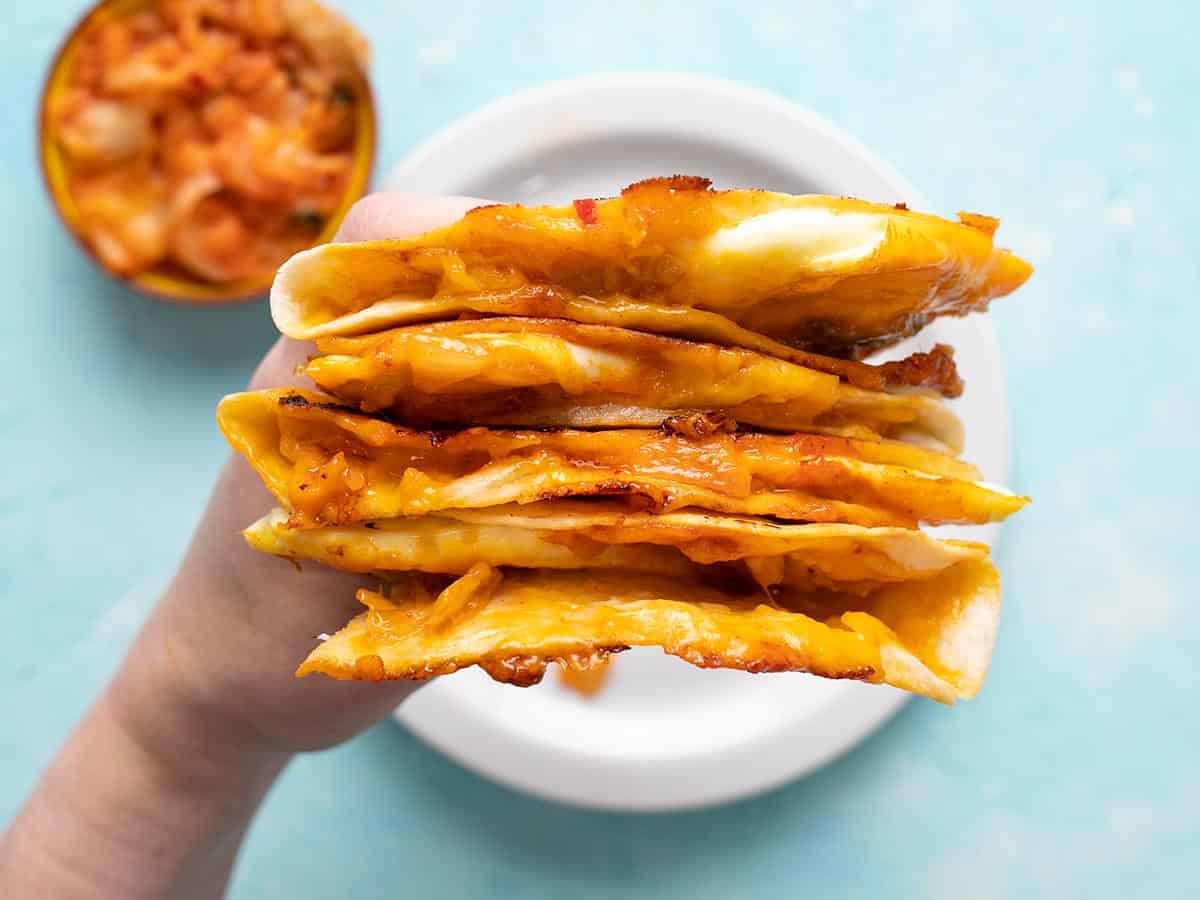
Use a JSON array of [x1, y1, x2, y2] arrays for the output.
[[272, 176, 1031, 357], [278, 282, 966, 396], [217, 389, 1027, 529], [304, 318, 962, 449], [244, 501, 989, 594], [297, 559, 1002, 704]]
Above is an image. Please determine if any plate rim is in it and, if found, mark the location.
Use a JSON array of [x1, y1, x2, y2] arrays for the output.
[[383, 71, 1008, 812]]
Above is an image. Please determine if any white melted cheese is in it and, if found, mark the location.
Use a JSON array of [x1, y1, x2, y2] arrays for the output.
[[562, 341, 636, 380], [704, 208, 887, 267]]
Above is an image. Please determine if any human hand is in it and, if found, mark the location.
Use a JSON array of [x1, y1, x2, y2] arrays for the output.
[[139, 193, 489, 756], [0, 194, 486, 900]]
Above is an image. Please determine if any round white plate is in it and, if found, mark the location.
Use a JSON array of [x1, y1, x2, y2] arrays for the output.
[[384, 73, 1009, 812]]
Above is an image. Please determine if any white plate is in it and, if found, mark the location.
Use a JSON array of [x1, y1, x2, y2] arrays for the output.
[[384, 73, 1009, 812]]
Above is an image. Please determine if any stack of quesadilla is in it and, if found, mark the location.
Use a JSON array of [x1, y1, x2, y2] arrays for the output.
[[218, 176, 1031, 703]]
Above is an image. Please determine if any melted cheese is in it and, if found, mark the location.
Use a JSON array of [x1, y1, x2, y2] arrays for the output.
[[272, 283, 967, 398], [243, 501, 988, 593], [216, 389, 1027, 530], [557, 656, 613, 696], [304, 318, 960, 450], [703, 207, 887, 265]]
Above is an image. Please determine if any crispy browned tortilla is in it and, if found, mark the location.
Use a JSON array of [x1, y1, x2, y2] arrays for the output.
[[217, 389, 1026, 530], [303, 317, 961, 449], [298, 561, 1001, 705], [244, 502, 988, 595], [272, 177, 1031, 358]]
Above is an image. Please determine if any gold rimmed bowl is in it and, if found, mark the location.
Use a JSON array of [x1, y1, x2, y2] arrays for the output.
[[39, 0, 376, 303]]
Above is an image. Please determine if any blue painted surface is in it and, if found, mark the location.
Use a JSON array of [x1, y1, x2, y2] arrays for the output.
[[2, 2, 1197, 897]]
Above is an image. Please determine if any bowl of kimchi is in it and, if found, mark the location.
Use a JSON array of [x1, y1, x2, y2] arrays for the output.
[[38, 0, 375, 303]]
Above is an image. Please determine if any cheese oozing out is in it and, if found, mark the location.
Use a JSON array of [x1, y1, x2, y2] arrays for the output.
[[703, 207, 888, 268]]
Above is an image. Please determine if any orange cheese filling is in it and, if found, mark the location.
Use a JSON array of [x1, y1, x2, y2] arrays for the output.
[[217, 389, 1027, 530], [557, 656, 613, 697], [304, 317, 960, 449]]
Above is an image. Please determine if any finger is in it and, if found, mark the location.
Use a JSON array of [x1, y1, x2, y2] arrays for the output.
[[335, 192, 490, 242], [247, 337, 315, 391], [246, 194, 494, 390]]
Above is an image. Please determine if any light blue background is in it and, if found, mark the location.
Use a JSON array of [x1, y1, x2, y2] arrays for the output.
[[2, 2, 1197, 897]]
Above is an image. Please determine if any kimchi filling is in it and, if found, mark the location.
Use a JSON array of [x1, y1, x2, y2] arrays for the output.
[[49, 0, 365, 283]]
